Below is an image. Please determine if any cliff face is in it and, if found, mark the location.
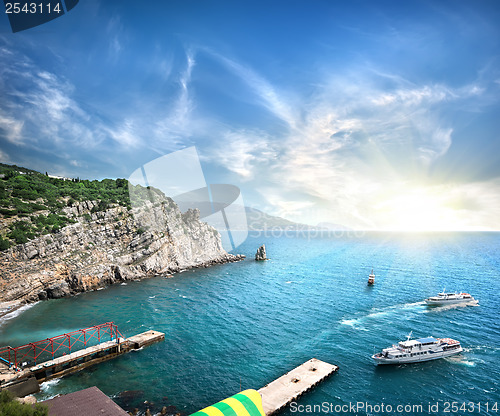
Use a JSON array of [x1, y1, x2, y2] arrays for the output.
[[0, 199, 243, 303]]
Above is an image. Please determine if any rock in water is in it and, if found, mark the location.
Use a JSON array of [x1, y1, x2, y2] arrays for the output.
[[255, 244, 268, 261]]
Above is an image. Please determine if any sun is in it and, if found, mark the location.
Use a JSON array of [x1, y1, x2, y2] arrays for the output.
[[375, 191, 462, 231]]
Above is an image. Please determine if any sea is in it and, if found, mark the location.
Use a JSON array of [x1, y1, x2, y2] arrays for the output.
[[0, 232, 499, 415]]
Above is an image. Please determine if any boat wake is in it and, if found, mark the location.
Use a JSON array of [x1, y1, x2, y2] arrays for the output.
[[425, 301, 479, 313], [340, 301, 426, 330], [445, 355, 476, 367], [340, 318, 369, 331]]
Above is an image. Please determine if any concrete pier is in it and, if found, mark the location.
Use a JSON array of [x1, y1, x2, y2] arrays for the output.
[[258, 358, 338, 415], [127, 330, 165, 349], [0, 330, 164, 396]]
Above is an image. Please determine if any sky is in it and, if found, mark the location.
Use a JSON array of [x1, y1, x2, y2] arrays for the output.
[[0, 0, 499, 231]]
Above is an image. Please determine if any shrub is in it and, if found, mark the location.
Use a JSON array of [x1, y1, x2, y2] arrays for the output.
[[91, 200, 109, 213], [0, 390, 48, 416], [0, 164, 134, 248], [0, 236, 10, 251], [8, 229, 28, 244]]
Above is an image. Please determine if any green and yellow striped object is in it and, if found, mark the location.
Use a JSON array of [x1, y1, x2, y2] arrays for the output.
[[190, 389, 266, 416]]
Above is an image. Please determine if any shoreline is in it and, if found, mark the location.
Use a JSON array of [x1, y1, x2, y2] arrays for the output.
[[0, 254, 245, 321], [0, 300, 26, 319], [0, 300, 39, 324]]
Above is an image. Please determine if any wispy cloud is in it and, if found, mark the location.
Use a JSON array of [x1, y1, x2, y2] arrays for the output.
[[106, 15, 125, 62], [105, 119, 142, 148], [1, 35, 498, 229], [205, 48, 298, 129], [153, 50, 198, 148], [0, 43, 154, 165], [209, 129, 277, 180], [0, 148, 11, 164], [0, 112, 24, 144], [195, 52, 498, 229]]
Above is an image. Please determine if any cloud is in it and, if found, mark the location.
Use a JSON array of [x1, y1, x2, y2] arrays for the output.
[[153, 50, 198, 148], [0, 112, 24, 144], [1, 38, 497, 230], [105, 119, 141, 148], [209, 129, 277, 180], [69, 159, 83, 167], [106, 15, 125, 62], [0, 49, 104, 150], [0, 149, 11, 163], [0, 44, 162, 163], [194, 52, 498, 229], [205, 48, 297, 128]]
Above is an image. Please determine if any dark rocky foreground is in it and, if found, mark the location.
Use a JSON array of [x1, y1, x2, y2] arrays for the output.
[[0, 199, 244, 305]]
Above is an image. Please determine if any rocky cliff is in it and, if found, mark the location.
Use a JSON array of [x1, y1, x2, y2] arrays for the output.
[[0, 198, 243, 304]]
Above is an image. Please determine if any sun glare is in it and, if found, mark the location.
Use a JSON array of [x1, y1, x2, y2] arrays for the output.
[[376, 192, 462, 231]]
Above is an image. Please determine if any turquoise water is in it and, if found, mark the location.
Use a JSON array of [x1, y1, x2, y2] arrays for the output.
[[1, 232, 499, 415]]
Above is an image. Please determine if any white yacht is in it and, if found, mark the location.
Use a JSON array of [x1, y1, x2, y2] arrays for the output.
[[372, 333, 462, 365], [425, 291, 476, 306]]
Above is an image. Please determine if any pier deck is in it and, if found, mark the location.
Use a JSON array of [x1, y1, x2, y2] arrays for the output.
[[258, 358, 338, 415], [127, 330, 165, 349]]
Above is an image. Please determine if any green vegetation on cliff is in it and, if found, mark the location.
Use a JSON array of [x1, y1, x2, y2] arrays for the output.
[[0, 390, 48, 416], [0, 163, 131, 250]]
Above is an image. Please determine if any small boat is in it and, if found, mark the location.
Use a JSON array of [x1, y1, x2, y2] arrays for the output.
[[368, 269, 375, 285], [425, 290, 476, 306], [372, 332, 462, 365]]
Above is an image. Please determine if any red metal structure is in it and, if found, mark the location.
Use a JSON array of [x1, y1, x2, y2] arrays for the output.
[[0, 322, 124, 370]]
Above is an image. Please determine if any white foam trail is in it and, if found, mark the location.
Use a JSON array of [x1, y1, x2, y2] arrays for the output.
[[340, 301, 426, 329], [365, 310, 391, 319], [0, 302, 38, 327], [445, 356, 476, 367], [121, 282, 127, 285], [38, 377, 61, 398], [40, 378, 60, 389], [366, 301, 425, 317], [464, 345, 500, 354], [131, 346, 145, 352], [340, 319, 369, 331], [425, 301, 479, 313]]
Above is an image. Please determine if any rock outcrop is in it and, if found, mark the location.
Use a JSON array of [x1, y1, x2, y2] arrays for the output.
[[0, 199, 244, 304], [255, 244, 268, 261]]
